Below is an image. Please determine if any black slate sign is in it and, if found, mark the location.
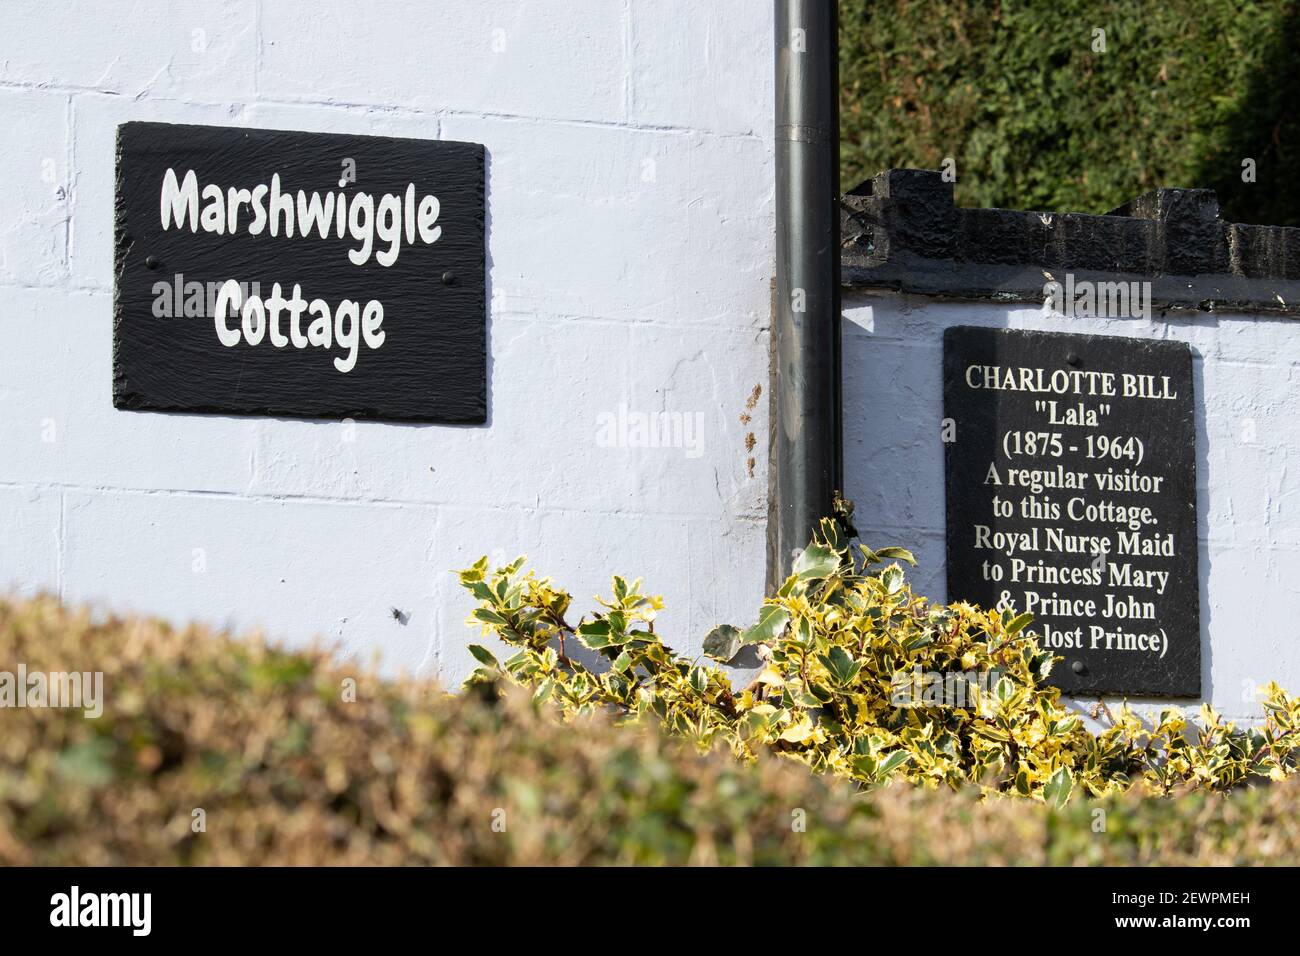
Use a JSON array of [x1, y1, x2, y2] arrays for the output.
[[943, 327, 1200, 696], [114, 122, 485, 423]]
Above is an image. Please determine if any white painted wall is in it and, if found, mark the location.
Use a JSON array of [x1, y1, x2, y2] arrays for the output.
[[844, 290, 1300, 720], [8, 1, 1277, 720], [0, 1, 775, 682]]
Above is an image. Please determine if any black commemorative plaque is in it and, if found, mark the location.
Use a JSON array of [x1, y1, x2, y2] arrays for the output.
[[943, 326, 1200, 696], [114, 122, 485, 423]]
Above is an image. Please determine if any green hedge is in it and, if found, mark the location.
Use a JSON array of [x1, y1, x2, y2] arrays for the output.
[[840, 0, 1300, 225], [1, 595, 1298, 865]]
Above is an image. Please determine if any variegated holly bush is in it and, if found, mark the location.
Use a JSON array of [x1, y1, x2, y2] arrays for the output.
[[459, 516, 1300, 805]]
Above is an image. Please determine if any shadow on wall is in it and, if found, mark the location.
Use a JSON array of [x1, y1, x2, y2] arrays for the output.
[[1200, 2, 1300, 227]]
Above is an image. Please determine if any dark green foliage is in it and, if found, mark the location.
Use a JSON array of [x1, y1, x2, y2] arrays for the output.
[[840, 0, 1300, 225]]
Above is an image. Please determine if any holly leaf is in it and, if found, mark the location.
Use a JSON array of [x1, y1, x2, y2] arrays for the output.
[[742, 605, 791, 645], [793, 543, 840, 582], [703, 624, 743, 663], [1006, 612, 1034, 636], [816, 645, 863, 687], [874, 546, 917, 567], [1043, 766, 1074, 808], [467, 644, 499, 667]]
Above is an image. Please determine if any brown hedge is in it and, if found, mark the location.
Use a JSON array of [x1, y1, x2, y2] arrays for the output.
[[0, 596, 1296, 865]]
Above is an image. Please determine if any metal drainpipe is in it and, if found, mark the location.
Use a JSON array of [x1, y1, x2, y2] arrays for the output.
[[768, 0, 842, 588]]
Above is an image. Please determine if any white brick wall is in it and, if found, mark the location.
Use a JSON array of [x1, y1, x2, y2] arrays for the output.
[[18, 2, 1271, 722], [844, 291, 1300, 721], [0, 1, 774, 683]]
